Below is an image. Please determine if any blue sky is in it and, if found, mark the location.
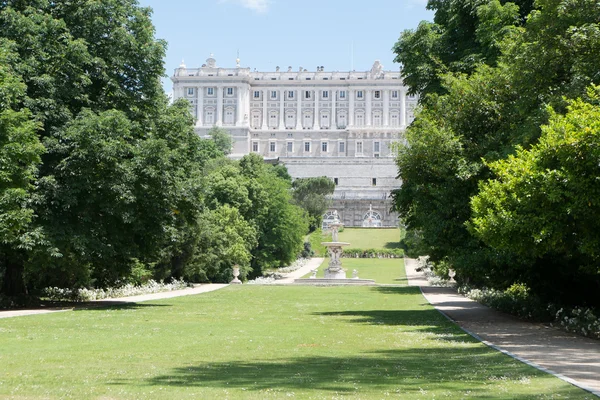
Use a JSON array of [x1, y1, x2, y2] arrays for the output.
[[137, 0, 434, 93]]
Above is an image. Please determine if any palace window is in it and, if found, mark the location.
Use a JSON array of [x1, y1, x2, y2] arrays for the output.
[[205, 110, 214, 125], [305, 91, 312, 99], [269, 141, 276, 152], [304, 141, 311, 152], [251, 112, 261, 129], [320, 112, 329, 128], [339, 91, 346, 99], [252, 141, 259, 152], [339, 141, 345, 154], [270, 91, 277, 99], [334, 178, 339, 185], [269, 112, 278, 128], [374, 90, 381, 99], [356, 141, 363, 155], [374, 141, 380, 153], [357, 91, 363, 99], [227, 87, 233, 96], [286, 112, 295, 129], [187, 88, 194, 96], [224, 108, 234, 125], [373, 111, 382, 127], [253, 91, 260, 99], [287, 141, 293, 153], [391, 90, 398, 99], [322, 141, 328, 152], [207, 87, 214, 95], [337, 112, 347, 128], [288, 90, 294, 99], [355, 112, 365, 126], [322, 90, 329, 99]]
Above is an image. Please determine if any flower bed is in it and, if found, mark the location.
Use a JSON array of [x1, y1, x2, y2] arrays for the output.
[[42, 279, 189, 302]]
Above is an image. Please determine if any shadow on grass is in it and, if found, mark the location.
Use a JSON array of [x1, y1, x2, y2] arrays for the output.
[[383, 241, 402, 249], [114, 349, 571, 398], [373, 286, 422, 295]]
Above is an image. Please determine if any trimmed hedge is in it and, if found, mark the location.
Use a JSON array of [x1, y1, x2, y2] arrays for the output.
[[342, 248, 404, 258]]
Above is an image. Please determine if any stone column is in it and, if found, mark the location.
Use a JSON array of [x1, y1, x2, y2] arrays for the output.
[[349, 89, 355, 127], [400, 90, 407, 128], [216, 85, 223, 127], [244, 87, 250, 127], [296, 89, 302, 129], [313, 89, 319, 129], [236, 86, 243, 127], [366, 89, 372, 126], [196, 86, 204, 127], [331, 89, 336, 129], [383, 89, 389, 126], [261, 89, 268, 130], [279, 88, 285, 129]]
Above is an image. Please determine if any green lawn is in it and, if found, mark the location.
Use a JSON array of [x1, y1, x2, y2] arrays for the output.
[[338, 228, 401, 249], [0, 286, 591, 399], [304, 258, 407, 284]]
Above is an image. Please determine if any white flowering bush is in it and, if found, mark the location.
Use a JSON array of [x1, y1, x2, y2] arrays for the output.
[[555, 307, 600, 340], [417, 256, 455, 287], [247, 276, 278, 285], [43, 279, 189, 302], [277, 258, 308, 273], [459, 284, 552, 321]]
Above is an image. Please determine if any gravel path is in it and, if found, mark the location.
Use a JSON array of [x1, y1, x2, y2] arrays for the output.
[[405, 257, 600, 396]]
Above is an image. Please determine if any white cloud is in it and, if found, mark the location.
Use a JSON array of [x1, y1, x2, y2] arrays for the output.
[[220, 0, 270, 13]]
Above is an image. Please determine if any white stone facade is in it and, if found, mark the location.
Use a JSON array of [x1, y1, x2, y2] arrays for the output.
[[171, 55, 417, 227]]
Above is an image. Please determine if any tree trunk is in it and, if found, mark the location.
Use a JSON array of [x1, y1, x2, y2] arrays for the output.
[[1, 255, 28, 297]]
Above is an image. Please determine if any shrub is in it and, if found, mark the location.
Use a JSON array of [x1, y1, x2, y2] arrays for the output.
[[42, 279, 190, 302], [555, 307, 600, 340], [300, 242, 314, 258], [342, 248, 404, 258]]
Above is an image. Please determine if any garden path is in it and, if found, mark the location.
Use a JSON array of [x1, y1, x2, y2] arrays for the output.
[[405, 257, 600, 396], [0, 284, 228, 319]]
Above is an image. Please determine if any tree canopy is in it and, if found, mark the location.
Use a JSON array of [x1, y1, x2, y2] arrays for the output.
[[0, 0, 309, 298], [291, 177, 335, 232], [393, 0, 600, 306]]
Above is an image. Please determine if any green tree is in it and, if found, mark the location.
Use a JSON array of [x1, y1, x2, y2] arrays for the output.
[[0, 42, 45, 296], [0, 1, 225, 295], [470, 91, 600, 305], [393, 0, 533, 98], [393, 0, 600, 301], [291, 177, 335, 232], [208, 126, 233, 155], [186, 205, 257, 283]]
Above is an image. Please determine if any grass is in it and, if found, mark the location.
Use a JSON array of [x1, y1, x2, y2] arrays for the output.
[[307, 228, 331, 257], [338, 228, 402, 250], [304, 258, 408, 284], [0, 285, 591, 399]]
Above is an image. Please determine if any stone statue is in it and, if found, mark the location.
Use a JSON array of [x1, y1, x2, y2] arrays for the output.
[[370, 60, 383, 79]]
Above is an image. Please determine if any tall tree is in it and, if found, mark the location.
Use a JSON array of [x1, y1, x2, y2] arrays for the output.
[[291, 177, 335, 232], [0, 42, 45, 296], [207, 126, 233, 156], [393, 0, 600, 303], [0, 1, 225, 295], [393, 0, 533, 98]]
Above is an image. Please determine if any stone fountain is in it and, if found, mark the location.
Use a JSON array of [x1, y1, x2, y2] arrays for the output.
[[321, 211, 350, 279], [294, 210, 375, 285]]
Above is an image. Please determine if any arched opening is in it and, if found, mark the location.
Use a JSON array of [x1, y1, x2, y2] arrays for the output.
[[362, 209, 382, 227], [322, 211, 339, 230]]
